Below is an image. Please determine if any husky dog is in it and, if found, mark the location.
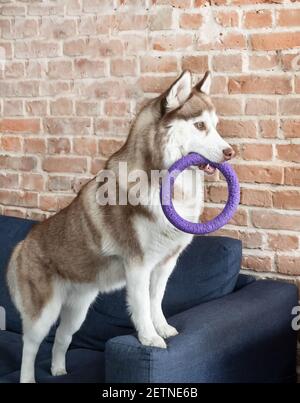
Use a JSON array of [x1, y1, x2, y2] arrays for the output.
[[6, 71, 234, 383]]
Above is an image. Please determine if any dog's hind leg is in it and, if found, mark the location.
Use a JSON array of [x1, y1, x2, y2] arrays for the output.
[[21, 296, 62, 383], [51, 287, 98, 377]]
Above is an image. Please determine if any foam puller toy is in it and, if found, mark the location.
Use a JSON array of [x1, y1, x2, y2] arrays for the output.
[[160, 152, 240, 235]]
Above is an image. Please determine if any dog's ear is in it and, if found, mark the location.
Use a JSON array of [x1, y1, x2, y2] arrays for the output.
[[195, 71, 211, 95], [162, 70, 192, 113]]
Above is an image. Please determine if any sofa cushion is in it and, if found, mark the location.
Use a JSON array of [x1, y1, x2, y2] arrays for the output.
[[0, 330, 104, 383], [0, 216, 36, 334], [0, 330, 52, 378], [71, 236, 242, 350]]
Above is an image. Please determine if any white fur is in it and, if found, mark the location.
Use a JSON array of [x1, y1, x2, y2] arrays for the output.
[[17, 73, 232, 383], [166, 71, 192, 111]]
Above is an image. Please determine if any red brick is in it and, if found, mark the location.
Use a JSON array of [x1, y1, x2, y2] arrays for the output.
[[259, 120, 277, 138], [212, 54, 242, 73], [229, 75, 292, 95], [153, 0, 191, 7], [212, 98, 243, 116], [180, 13, 202, 29], [40, 82, 71, 97], [48, 60, 73, 79], [138, 76, 176, 93], [233, 164, 283, 184], [111, 58, 137, 77], [252, 210, 300, 231], [218, 120, 257, 138], [285, 167, 300, 186], [0, 155, 36, 171], [3, 100, 23, 116], [241, 188, 272, 207], [240, 144, 273, 161], [50, 98, 73, 116], [242, 255, 272, 272], [276, 256, 300, 276], [249, 55, 278, 71], [113, 13, 148, 30], [28, 3, 64, 16], [40, 18, 76, 39], [208, 185, 227, 203], [43, 157, 87, 173], [104, 101, 130, 117], [244, 10, 272, 29], [141, 56, 177, 73], [211, 76, 227, 95], [251, 32, 300, 51], [273, 190, 300, 210], [246, 99, 277, 115], [201, 206, 247, 226], [4, 62, 24, 78], [152, 34, 193, 51], [268, 234, 298, 251], [181, 55, 208, 73], [215, 11, 239, 27], [277, 145, 300, 163], [80, 81, 123, 99], [74, 59, 106, 78], [1, 5, 25, 16], [75, 101, 100, 116], [239, 231, 263, 249], [280, 99, 300, 115], [281, 120, 300, 138], [47, 138, 71, 155], [0, 118, 40, 133], [0, 173, 19, 189], [0, 190, 37, 208], [25, 100, 47, 116], [73, 138, 98, 156], [43, 118, 91, 135], [281, 53, 300, 71], [277, 9, 300, 26], [122, 34, 146, 55], [15, 41, 60, 58], [21, 173, 44, 191], [24, 138, 46, 154], [48, 176, 73, 192], [198, 33, 246, 51], [149, 9, 173, 30]]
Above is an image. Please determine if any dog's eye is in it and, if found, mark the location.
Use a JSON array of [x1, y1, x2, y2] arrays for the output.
[[194, 122, 206, 131]]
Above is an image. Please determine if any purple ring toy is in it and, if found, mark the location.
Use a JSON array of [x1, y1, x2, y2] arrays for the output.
[[160, 152, 240, 235]]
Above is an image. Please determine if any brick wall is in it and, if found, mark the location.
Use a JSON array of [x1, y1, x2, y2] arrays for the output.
[[0, 0, 300, 287]]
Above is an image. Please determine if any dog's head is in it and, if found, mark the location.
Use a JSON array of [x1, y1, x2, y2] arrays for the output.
[[156, 70, 234, 169]]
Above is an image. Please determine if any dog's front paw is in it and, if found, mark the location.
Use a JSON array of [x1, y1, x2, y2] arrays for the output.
[[51, 366, 67, 377], [156, 323, 178, 339], [139, 334, 167, 349]]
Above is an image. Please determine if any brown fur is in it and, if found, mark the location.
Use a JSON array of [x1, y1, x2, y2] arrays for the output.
[[6, 71, 215, 320]]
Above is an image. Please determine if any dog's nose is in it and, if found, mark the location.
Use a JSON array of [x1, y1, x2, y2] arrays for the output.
[[223, 147, 235, 161]]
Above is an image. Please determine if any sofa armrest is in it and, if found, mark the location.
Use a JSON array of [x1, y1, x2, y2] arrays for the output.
[[105, 279, 297, 383]]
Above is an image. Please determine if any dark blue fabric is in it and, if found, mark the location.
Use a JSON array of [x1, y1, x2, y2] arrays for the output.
[[71, 236, 242, 350], [105, 280, 298, 383], [0, 332, 104, 383], [0, 215, 36, 334]]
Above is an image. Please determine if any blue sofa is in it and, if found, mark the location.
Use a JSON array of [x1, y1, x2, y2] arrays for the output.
[[0, 215, 297, 383]]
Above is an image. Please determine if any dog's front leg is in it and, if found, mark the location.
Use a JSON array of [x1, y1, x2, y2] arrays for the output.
[[150, 256, 178, 339], [125, 263, 166, 349]]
